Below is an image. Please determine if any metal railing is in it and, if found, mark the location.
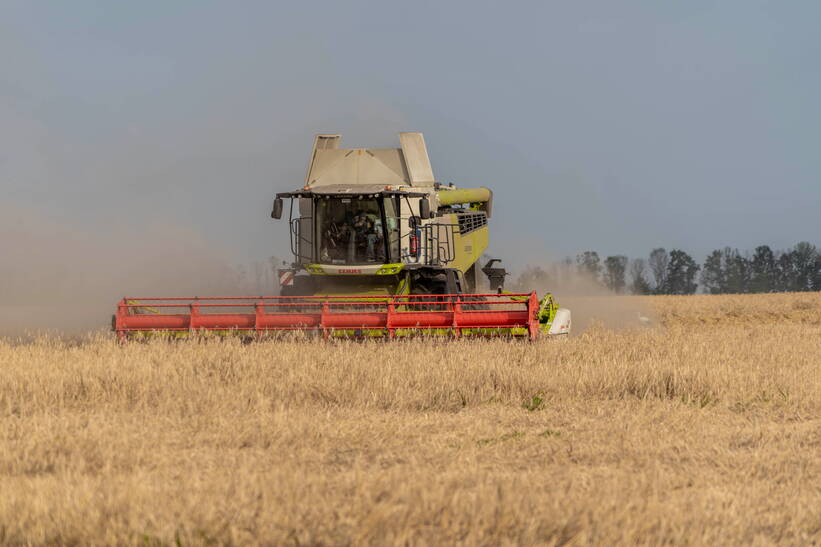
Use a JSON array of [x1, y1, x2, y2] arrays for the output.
[[290, 216, 458, 268], [420, 223, 457, 266], [290, 217, 314, 264]]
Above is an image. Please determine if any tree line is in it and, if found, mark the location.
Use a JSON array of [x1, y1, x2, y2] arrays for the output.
[[515, 242, 821, 295]]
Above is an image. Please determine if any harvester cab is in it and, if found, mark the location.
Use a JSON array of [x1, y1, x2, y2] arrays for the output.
[[271, 132, 493, 298], [113, 132, 571, 340]]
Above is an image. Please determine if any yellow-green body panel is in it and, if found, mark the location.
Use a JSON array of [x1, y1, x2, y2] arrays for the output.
[[441, 212, 489, 274], [435, 187, 491, 206]]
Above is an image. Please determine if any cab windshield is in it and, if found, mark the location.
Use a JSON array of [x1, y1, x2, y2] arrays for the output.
[[316, 196, 400, 264]]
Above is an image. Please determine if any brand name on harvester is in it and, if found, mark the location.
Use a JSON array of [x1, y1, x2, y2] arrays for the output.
[[337, 269, 362, 274]]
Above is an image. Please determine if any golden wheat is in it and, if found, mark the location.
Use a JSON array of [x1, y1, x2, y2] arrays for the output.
[[0, 293, 819, 545]]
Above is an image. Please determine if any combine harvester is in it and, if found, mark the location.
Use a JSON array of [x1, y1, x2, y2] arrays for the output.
[[113, 133, 571, 341]]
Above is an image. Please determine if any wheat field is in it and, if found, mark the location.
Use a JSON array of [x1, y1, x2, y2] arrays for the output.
[[0, 293, 819, 545]]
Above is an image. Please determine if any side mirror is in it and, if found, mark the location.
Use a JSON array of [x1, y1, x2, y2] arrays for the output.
[[271, 198, 283, 219], [419, 197, 431, 219]]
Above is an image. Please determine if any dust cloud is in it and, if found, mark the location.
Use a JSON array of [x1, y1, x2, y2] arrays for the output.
[[509, 263, 656, 334], [1, 203, 654, 338], [0, 205, 265, 337]]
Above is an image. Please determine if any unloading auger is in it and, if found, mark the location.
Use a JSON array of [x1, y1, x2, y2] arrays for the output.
[[113, 133, 571, 340]]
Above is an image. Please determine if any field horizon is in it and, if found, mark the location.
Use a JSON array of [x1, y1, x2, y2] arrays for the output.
[[1, 292, 819, 545]]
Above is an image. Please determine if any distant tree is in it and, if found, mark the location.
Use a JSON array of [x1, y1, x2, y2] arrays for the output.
[[700, 248, 752, 294], [722, 248, 751, 294], [749, 245, 776, 293], [514, 265, 550, 291], [603, 255, 628, 293], [701, 250, 725, 294], [791, 242, 818, 292], [665, 249, 700, 294], [553, 257, 575, 287], [648, 248, 669, 294], [814, 251, 821, 291], [775, 250, 798, 292], [629, 258, 652, 295], [576, 251, 602, 282]]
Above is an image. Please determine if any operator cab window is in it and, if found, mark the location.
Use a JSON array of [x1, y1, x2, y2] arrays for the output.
[[317, 197, 387, 264]]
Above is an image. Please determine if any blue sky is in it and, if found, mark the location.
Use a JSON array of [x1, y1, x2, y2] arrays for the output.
[[2, 0, 819, 269]]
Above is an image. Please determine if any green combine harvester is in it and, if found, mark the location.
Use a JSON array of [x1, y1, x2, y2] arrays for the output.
[[113, 133, 571, 340]]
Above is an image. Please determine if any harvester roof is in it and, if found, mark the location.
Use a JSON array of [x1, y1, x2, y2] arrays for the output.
[[304, 132, 436, 189]]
